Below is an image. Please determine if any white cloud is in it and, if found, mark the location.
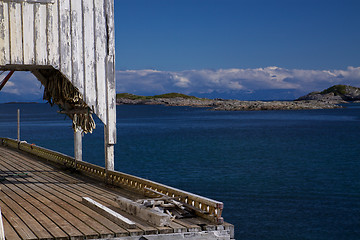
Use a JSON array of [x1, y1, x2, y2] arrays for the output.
[[1, 71, 42, 96], [173, 74, 190, 88], [2, 66, 360, 101], [116, 66, 360, 98]]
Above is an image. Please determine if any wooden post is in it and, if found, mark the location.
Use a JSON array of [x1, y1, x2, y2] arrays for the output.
[[74, 128, 82, 162], [17, 109, 20, 142], [0, 207, 4, 240], [104, 125, 114, 171], [104, 0, 116, 172]]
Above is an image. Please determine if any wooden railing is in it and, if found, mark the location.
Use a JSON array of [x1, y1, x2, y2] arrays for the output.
[[0, 137, 224, 223]]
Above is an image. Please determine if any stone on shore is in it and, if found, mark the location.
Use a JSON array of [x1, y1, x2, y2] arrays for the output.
[[116, 97, 341, 111]]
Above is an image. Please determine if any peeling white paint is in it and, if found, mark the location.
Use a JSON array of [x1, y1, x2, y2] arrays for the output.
[[0, 0, 117, 153]]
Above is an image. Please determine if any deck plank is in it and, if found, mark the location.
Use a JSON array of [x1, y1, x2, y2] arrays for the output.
[[0, 194, 53, 239], [0, 156, 99, 239], [0, 184, 68, 239], [1, 210, 22, 240], [0, 145, 225, 239], [0, 199, 38, 240], [0, 160, 104, 239], [3, 153, 136, 237]]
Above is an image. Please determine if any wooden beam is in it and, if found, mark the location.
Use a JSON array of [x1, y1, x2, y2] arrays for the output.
[[74, 128, 82, 162], [0, 71, 14, 91], [115, 196, 171, 227], [0, 207, 5, 240], [81, 197, 136, 229]]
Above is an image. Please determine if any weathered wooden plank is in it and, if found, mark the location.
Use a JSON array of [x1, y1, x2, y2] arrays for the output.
[[173, 219, 202, 233], [1, 216, 21, 240], [1, 148, 141, 237], [105, 0, 115, 56], [0, 207, 4, 240], [10, 157, 132, 237], [104, 0, 116, 145], [0, 184, 68, 239], [0, 153, 119, 239], [185, 217, 217, 231], [0, 1, 10, 65], [109, 208, 159, 235], [30, 185, 116, 237], [12, 188, 84, 239], [106, 55, 117, 144], [115, 196, 171, 227], [0, 176, 85, 239], [34, 3, 47, 65], [0, 159, 98, 239], [2, 0, 55, 3], [22, 2, 35, 65], [0, 196, 46, 240], [46, 0, 59, 66], [48, 184, 129, 237], [0, 144, 228, 239], [94, 0, 107, 123], [26, 177, 129, 237], [0, 200, 37, 240], [82, 0, 96, 109], [8, 2, 23, 64], [70, 0, 84, 94], [82, 197, 136, 229], [58, 0, 72, 79]]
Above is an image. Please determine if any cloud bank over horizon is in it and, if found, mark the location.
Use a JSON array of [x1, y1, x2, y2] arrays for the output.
[[0, 71, 43, 102], [1, 66, 360, 102], [116, 66, 360, 100]]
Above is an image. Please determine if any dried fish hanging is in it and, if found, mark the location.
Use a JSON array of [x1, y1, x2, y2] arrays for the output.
[[42, 71, 96, 134]]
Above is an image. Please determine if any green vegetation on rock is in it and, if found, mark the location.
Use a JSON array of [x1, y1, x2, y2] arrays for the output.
[[152, 93, 198, 99], [321, 85, 349, 96], [116, 93, 148, 100], [116, 92, 199, 100]]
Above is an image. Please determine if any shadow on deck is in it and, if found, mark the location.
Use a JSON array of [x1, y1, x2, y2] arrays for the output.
[[0, 138, 234, 240]]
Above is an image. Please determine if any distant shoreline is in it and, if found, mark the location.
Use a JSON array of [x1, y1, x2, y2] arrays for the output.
[[3, 102, 39, 104], [116, 97, 342, 111], [116, 86, 360, 111]]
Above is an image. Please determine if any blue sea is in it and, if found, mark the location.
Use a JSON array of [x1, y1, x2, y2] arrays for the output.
[[1, 103, 360, 240]]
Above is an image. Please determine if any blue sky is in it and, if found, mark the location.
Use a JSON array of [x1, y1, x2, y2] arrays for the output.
[[1, 0, 360, 102], [115, 0, 360, 70]]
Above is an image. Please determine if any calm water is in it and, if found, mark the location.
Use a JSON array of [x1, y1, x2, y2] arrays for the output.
[[1, 103, 360, 239]]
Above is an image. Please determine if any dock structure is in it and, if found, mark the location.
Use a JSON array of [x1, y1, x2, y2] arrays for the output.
[[0, 1, 235, 239], [0, 0, 116, 170], [0, 138, 234, 240]]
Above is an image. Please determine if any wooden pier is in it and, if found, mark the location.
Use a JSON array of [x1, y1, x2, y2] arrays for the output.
[[0, 138, 234, 240], [0, 2, 234, 238]]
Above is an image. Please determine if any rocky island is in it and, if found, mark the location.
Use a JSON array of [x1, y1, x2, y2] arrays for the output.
[[116, 85, 360, 111]]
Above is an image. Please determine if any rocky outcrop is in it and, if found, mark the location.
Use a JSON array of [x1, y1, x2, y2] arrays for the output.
[[296, 92, 345, 103], [297, 85, 360, 102]]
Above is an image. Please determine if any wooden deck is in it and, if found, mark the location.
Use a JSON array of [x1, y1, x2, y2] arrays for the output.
[[0, 144, 233, 240]]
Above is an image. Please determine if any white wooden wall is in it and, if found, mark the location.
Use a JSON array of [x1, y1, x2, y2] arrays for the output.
[[0, 0, 116, 144]]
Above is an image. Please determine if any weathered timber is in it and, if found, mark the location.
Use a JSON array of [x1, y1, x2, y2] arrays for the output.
[[0, 138, 224, 223], [0, 138, 234, 239], [0, 207, 4, 240], [0, 0, 116, 170], [82, 197, 136, 229], [115, 196, 171, 227]]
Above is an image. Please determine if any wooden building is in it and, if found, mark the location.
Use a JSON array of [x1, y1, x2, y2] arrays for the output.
[[0, 0, 116, 170], [0, 1, 235, 239]]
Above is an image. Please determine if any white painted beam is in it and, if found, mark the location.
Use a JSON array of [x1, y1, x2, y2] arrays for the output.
[[0, 1, 10, 65], [82, 197, 136, 229], [115, 196, 171, 227], [22, 2, 35, 64], [74, 128, 82, 162], [0, 208, 4, 240]]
